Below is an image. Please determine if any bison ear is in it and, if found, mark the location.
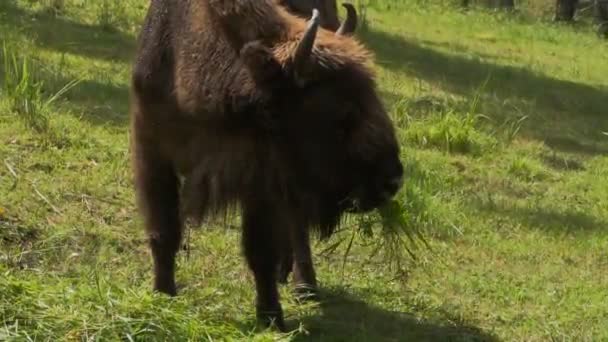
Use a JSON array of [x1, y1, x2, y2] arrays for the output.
[[240, 41, 284, 86]]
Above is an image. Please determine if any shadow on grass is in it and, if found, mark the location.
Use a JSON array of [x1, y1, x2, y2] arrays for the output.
[[475, 200, 605, 234], [0, 1, 135, 63], [0, 2, 132, 126], [0, 51, 129, 126], [57, 78, 130, 126], [539, 151, 586, 171], [359, 28, 608, 156], [418, 39, 501, 61], [291, 288, 499, 342]]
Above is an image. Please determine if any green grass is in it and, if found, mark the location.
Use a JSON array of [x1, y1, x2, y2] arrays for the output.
[[1, 0, 607, 340]]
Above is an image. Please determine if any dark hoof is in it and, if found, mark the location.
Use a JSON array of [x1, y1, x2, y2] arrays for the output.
[[154, 280, 177, 296], [256, 307, 286, 332], [293, 283, 319, 302]]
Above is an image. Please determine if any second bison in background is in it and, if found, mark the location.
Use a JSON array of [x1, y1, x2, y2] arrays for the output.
[[130, 0, 403, 331], [279, 0, 358, 34]]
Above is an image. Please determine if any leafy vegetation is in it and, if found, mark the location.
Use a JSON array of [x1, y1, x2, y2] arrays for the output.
[[1, 0, 607, 340]]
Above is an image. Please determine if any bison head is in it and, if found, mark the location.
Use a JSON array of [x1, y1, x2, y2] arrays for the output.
[[279, 69, 404, 214], [214, 3, 403, 215]]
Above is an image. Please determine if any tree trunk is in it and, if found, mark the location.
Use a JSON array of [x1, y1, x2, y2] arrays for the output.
[[500, 0, 515, 10], [555, 0, 579, 21], [595, 0, 608, 38], [481, 0, 513, 9]]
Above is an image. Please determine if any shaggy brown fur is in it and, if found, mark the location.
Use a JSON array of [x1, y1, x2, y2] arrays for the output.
[[130, 0, 403, 331]]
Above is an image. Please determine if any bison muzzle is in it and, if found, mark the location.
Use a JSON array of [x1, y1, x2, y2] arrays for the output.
[[130, 0, 403, 331]]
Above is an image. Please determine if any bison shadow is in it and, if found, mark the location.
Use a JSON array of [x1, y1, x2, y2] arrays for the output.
[[290, 287, 499, 342], [358, 28, 608, 157]]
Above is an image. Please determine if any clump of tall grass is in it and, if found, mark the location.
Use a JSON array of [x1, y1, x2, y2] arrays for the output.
[[1, 42, 80, 142], [2, 43, 49, 134], [489, 113, 529, 145], [507, 155, 550, 181], [96, 0, 128, 32], [41, 0, 65, 16], [404, 110, 496, 155], [399, 77, 502, 156]]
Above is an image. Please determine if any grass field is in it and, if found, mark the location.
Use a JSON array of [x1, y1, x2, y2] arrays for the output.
[[1, 0, 607, 341]]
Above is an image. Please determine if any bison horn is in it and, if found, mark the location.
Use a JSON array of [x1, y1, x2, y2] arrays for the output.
[[336, 3, 357, 36], [293, 8, 320, 82]]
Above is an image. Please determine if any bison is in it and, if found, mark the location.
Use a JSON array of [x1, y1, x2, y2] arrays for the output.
[[129, 0, 404, 331]]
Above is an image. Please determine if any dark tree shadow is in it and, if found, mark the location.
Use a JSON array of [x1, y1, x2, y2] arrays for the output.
[[539, 151, 586, 171], [0, 2, 131, 126], [474, 200, 606, 234], [0, 50, 129, 126], [0, 1, 136, 63], [56, 77, 129, 126], [290, 288, 499, 342], [542, 136, 608, 156], [358, 28, 608, 156], [417, 39, 501, 61]]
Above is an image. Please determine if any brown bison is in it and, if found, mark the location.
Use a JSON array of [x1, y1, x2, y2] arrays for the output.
[[129, 0, 403, 331], [279, 0, 358, 34]]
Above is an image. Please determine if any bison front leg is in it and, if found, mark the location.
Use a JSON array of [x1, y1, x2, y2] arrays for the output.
[[132, 124, 182, 296], [242, 202, 286, 331], [289, 227, 319, 301]]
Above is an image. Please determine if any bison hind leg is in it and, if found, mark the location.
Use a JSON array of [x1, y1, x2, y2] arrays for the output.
[[138, 165, 182, 295], [289, 226, 320, 302], [132, 123, 182, 296], [277, 225, 320, 302]]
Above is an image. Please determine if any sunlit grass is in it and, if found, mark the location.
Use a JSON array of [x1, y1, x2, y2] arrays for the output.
[[1, 0, 607, 341]]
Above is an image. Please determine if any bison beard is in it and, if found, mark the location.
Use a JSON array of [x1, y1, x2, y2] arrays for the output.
[[130, 0, 403, 331]]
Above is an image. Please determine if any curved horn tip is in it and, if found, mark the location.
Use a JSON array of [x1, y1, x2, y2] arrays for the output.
[[336, 2, 358, 36], [293, 6, 321, 84], [310, 8, 321, 25]]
